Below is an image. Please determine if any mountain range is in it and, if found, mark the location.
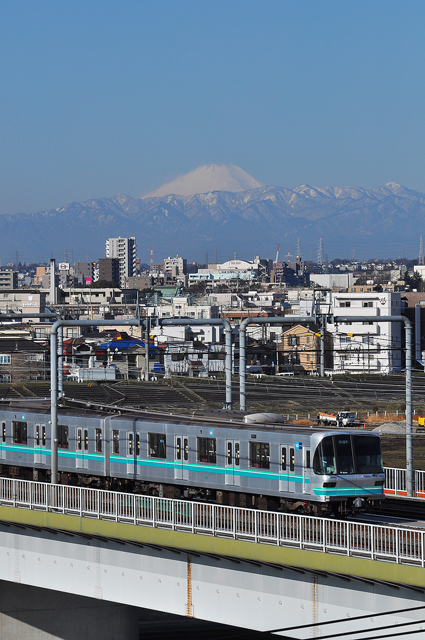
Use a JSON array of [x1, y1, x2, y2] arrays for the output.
[[2, 165, 424, 263]]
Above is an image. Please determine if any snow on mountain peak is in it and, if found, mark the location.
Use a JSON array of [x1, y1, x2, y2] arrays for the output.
[[143, 164, 264, 198]]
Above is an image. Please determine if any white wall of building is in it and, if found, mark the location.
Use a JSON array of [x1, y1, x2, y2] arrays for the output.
[[329, 292, 402, 373], [309, 273, 355, 289]]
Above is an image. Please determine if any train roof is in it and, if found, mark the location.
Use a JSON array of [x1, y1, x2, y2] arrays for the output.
[[0, 400, 379, 436]]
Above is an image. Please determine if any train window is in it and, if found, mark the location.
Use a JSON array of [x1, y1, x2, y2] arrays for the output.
[[306, 451, 311, 469], [42, 426, 46, 447], [249, 442, 270, 469], [35, 425, 39, 446], [235, 443, 240, 466], [290, 448, 295, 472], [58, 425, 69, 450], [128, 433, 133, 456], [197, 438, 216, 464], [184, 438, 189, 461], [281, 448, 287, 471], [95, 429, 102, 453], [2, 422, 6, 443], [176, 437, 181, 460], [13, 421, 27, 445], [335, 436, 354, 474], [77, 429, 82, 451], [136, 434, 140, 456], [112, 430, 120, 454], [149, 433, 167, 458], [227, 442, 232, 465], [313, 436, 336, 475], [84, 430, 88, 451], [353, 435, 383, 473]]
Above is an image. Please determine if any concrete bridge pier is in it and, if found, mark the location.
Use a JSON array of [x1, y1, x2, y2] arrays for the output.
[[0, 581, 139, 640]]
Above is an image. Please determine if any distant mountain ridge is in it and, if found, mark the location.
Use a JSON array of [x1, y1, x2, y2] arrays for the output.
[[1, 176, 424, 262]]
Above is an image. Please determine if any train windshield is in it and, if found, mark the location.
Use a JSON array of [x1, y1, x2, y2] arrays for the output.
[[313, 435, 383, 475], [313, 437, 336, 475], [352, 435, 383, 473]]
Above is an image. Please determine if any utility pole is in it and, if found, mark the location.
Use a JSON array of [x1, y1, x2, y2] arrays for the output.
[[320, 313, 325, 377], [145, 316, 150, 381], [367, 332, 370, 374]]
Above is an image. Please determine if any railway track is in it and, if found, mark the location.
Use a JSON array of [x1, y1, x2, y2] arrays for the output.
[[377, 496, 425, 521]]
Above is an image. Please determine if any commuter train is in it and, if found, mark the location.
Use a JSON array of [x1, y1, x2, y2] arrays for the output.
[[0, 402, 385, 515]]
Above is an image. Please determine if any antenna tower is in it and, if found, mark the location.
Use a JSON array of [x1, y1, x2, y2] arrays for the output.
[[419, 236, 424, 265], [296, 238, 301, 259], [150, 245, 154, 267], [317, 238, 324, 265]]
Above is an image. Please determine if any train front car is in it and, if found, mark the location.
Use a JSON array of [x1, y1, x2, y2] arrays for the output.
[[310, 431, 385, 515]]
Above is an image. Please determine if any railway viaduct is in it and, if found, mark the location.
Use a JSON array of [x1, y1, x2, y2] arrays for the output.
[[0, 481, 423, 639]]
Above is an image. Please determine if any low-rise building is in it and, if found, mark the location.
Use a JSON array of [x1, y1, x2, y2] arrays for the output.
[[0, 339, 48, 382], [279, 324, 332, 373], [0, 290, 46, 316]]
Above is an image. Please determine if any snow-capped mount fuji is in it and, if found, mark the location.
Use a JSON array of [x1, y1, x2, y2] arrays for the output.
[[144, 164, 264, 198]]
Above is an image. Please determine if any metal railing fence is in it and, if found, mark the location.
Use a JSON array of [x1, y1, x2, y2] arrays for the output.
[[0, 477, 424, 568], [384, 467, 425, 498]]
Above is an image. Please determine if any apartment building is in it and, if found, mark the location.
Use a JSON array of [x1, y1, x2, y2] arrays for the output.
[[0, 270, 18, 289], [329, 292, 403, 373], [105, 237, 137, 287]]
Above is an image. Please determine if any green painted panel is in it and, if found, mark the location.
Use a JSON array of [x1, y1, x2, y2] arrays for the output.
[[0, 504, 423, 589]]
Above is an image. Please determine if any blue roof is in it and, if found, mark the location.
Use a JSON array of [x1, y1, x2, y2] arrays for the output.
[[98, 340, 158, 353]]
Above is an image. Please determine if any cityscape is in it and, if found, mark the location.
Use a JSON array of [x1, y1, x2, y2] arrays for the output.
[[1, 1, 425, 639]]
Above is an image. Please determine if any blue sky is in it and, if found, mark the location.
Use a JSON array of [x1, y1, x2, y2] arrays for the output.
[[1, 0, 425, 216]]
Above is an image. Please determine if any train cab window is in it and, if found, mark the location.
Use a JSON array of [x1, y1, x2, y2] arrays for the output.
[[249, 442, 270, 469], [197, 437, 216, 464], [128, 433, 133, 456], [281, 448, 287, 471], [2, 422, 5, 443], [42, 426, 46, 447], [58, 425, 69, 449], [95, 429, 102, 453], [112, 430, 120, 454], [235, 442, 240, 466], [136, 434, 140, 456], [313, 436, 336, 475], [149, 433, 166, 458], [353, 435, 383, 473], [335, 436, 354, 474], [290, 448, 295, 472], [13, 421, 27, 445]]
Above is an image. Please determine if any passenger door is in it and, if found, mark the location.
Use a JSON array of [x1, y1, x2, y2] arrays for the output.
[[303, 447, 311, 494], [279, 445, 288, 492], [127, 432, 135, 475], [34, 423, 42, 464], [225, 439, 240, 486], [76, 428, 89, 470], [288, 446, 296, 493], [0, 421, 5, 460], [174, 435, 189, 480]]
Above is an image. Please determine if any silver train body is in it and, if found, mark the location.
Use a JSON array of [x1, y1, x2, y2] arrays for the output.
[[0, 404, 385, 515]]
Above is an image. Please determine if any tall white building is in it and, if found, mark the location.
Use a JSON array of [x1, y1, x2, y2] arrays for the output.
[[105, 237, 136, 287]]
